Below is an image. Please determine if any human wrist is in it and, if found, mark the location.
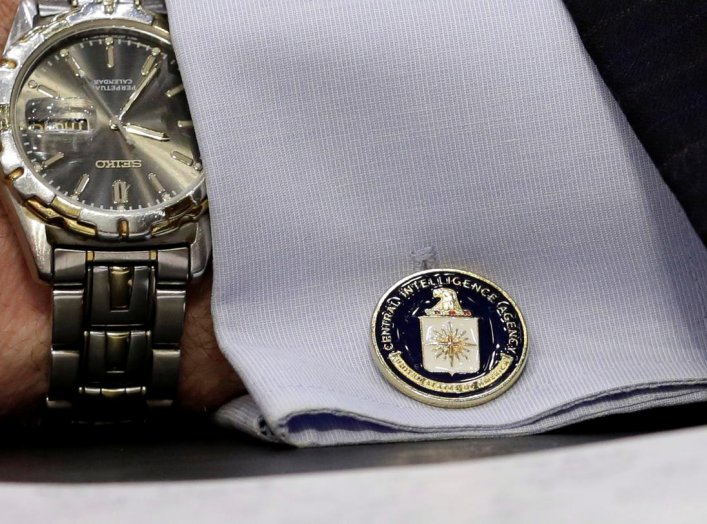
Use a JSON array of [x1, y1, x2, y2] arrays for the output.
[[0, 238, 244, 420], [179, 273, 246, 412], [0, 210, 51, 421]]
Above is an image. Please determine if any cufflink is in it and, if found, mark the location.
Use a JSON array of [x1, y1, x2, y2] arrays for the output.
[[371, 269, 528, 407]]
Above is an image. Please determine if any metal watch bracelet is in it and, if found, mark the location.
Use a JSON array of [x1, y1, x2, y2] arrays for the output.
[[31, 0, 186, 423], [37, 0, 166, 17], [48, 247, 189, 422]]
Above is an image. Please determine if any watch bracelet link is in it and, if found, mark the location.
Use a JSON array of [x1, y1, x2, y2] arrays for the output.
[[47, 246, 188, 423], [37, 0, 167, 17]]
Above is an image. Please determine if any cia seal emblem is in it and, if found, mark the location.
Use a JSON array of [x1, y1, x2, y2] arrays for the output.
[[371, 269, 528, 407]]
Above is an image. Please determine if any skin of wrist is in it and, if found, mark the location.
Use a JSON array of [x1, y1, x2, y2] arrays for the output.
[[179, 273, 246, 413]]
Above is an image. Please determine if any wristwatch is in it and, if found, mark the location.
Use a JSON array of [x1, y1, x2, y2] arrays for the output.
[[0, 0, 210, 422]]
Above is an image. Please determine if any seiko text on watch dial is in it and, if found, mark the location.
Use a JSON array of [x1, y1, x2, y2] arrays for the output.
[[12, 30, 202, 211]]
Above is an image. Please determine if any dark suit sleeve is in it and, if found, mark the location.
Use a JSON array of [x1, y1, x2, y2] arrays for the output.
[[563, 0, 707, 245]]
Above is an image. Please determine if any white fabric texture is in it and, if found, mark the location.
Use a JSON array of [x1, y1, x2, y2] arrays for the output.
[[166, 0, 707, 446]]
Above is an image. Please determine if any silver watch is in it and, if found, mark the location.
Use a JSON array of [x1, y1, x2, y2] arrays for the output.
[[0, 0, 210, 422]]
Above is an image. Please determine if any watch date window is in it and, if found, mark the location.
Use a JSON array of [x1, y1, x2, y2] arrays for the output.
[[25, 97, 97, 153], [28, 117, 89, 132]]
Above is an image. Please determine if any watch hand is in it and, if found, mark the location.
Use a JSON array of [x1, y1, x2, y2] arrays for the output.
[[110, 118, 136, 148], [123, 124, 170, 142], [77, 83, 135, 147], [118, 65, 159, 121]]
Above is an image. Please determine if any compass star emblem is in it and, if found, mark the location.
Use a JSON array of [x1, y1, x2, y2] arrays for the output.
[[430, 323, 473, 367]]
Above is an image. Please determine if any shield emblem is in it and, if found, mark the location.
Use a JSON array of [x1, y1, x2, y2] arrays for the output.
[[420, 316, 480, 375], [419, 287, 480, 375]]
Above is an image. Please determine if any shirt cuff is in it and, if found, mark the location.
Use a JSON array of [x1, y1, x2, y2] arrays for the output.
[[167, 0, 707, 446]]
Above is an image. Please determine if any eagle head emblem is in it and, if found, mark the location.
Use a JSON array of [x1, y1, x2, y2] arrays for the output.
[[424, 288, 472, 317]]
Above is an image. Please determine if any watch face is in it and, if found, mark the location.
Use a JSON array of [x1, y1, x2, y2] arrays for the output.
[[11, 29, 203, 212]]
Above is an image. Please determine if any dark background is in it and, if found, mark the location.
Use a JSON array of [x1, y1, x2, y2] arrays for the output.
[[2, 402, 706, 484]]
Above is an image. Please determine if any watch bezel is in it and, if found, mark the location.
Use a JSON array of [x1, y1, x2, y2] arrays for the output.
[[0, 2, 206, 241]]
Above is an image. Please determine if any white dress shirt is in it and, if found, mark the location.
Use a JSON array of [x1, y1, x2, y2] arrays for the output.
[[166, 0, 707, 446]]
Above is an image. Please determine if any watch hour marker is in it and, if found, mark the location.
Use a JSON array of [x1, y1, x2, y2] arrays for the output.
[[177, 120, 194, 129], [141, 47, 161, 76], [41, 152, 65, 170], [38, 85, 58, 98], [27, 80, 58, 98], [166, 84, 184, 98], [112, 179, 130, 207], [171, 151, 194, 167], [72, 173, 90, 198], [60, 49, 84, 78], [106, 37, 115, 69], [118, 66, 159, 121], [148, 173, 167, 198]]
